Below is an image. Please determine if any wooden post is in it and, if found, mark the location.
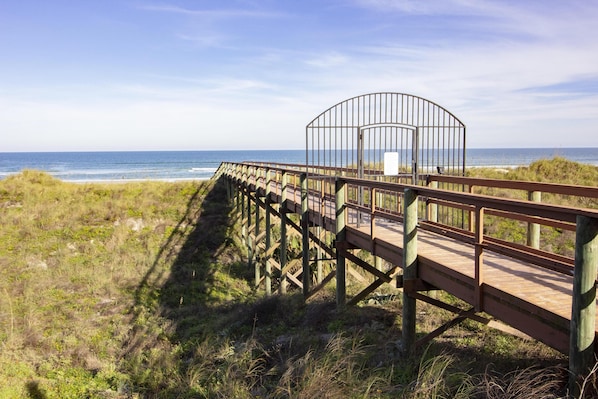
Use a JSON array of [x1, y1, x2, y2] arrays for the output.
[[527, 191, 541, 249], [265, 169, 272, 296], [569, 215, 598, 396], [474, 206, 485, 312], [254, 185, 261, 289], [301, 173, 310, 298], [371, 188, 377, 240], [316, 226, 323, 284], [247, 188, 253, 270], [402, 188, 418, 355], [428, 180, 438, 223], [468, 185, 475, 232], [279, 172, 288, 294], [235, 166, 241, 215], [375, 256, 383, 271], [335, 178, 347, 307]]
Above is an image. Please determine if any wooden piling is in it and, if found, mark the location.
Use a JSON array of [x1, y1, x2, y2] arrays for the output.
[[335, 178, 347, 307], [265, 169, 272, 296], [569, 215, 598, 396], [280, 172, 288, 294], [301, 173, 310, 298], [402, 188, 418, 355], [254, 186, 260, 289], [247, 187, 253, 271]]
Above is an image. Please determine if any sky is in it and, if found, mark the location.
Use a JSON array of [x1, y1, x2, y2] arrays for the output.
[[1, 0, 597, 152]]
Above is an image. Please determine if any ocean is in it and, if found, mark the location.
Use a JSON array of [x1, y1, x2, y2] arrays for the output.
[[0, 148, 597, 183]]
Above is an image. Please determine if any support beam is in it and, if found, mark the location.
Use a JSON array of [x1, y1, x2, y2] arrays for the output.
[[279, 172, 288, 294], [335, 178, 347, 307], [316, 226, 323, 283], [347, 265, 399, 306], [254, 189, 261, 289], [301, 173, 310, 298], [265, 169, 272, 296], [247, 189, 253, 271], [402, 188, 418, 355], [569, 215, 598, 396]]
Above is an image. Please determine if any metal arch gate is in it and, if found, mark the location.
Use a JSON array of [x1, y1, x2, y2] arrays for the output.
[[305, 92, 467, 227], [305, 92, 466, 181]]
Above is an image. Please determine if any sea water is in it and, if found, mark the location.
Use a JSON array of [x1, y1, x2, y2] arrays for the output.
[[0, 148, 596, 183]]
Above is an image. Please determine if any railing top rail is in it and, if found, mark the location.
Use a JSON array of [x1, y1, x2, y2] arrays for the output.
[[220, 162, 598, 224], [339, 176, 597, 224], [430, 174, 598, 198]]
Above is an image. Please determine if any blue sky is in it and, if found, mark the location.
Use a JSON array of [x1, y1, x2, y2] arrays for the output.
[[1, 0, 597, 151]]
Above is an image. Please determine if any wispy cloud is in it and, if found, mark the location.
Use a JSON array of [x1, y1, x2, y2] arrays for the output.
[[304, 52, 349, 68], [139, 4, 284, 19]]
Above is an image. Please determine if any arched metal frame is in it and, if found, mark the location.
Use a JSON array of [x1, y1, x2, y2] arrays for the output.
[[305, 92, 467, 226], [305, 92, 466, 182]]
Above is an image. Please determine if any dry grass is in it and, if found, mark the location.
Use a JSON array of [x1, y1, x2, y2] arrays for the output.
[[0, 164, 588, 398]]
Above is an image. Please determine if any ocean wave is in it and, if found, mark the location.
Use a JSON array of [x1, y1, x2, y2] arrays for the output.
[[189, 167, 217, 173]]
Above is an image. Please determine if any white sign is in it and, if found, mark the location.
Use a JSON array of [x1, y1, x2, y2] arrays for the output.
[[384, 152, 399, 176]]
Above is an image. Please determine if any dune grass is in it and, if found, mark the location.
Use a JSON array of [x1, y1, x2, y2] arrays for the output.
[[0, 159, 594, 398]]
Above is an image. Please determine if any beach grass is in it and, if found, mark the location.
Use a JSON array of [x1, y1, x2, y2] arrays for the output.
[[0, 158, 595, 398]]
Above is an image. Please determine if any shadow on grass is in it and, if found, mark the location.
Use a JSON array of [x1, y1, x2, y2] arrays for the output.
[[120, 175, 408, 396], [121, 175, 568, 397], [25, 381, 46, 399]]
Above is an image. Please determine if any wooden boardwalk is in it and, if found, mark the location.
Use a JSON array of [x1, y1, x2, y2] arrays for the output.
[[349, 220, 574, 352], [219, 161, 598, 382]]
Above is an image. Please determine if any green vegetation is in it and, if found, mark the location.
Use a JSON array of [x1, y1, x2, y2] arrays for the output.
[[466, 157, 598, 257], [0, 159, 594, 398]]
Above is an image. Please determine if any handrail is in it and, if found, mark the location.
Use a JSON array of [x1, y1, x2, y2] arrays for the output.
[[430, 174, 598, 199], [219, 161, 597, 275], [220, 161, 598, 223]]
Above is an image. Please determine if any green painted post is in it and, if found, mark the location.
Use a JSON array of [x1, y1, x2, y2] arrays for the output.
[[235, 165, 241, 215], [255, 184, 261, 289], [265, 169, 272, 296], [335, 178, 347, 307], [375, 256, 383, 271], [280, 172, 288, 294], [527, 191, 541, 249], [428, 180, 438, 223], [569, 215, 598, 396], [316, 226, 323, 283], [402, 188, 418, 355], [247, 187, 253, 271], [301, 173, 310, 298], [241, 187, 246, 241]]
